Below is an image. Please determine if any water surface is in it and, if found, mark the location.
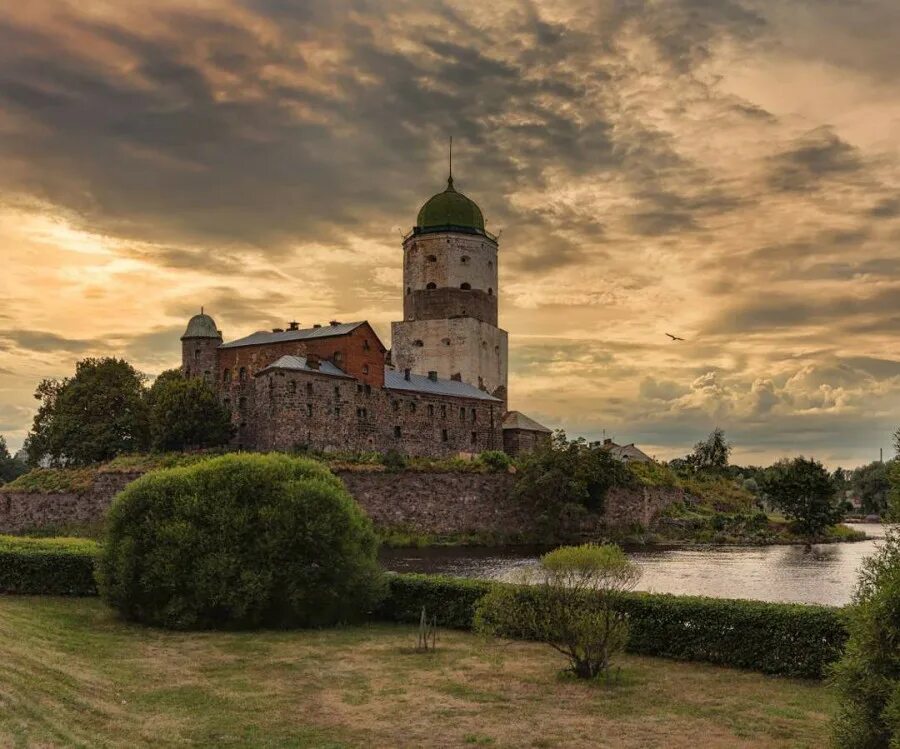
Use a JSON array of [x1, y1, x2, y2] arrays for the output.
[[380, 522, 894, 607]]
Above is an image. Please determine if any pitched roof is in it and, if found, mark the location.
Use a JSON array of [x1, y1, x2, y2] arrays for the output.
[[502, 410, 552, 432], [602, 441, 654, 463], [219, 322, 365, 349], [384, 368, 501, 402], [256, 355, 354, 379]]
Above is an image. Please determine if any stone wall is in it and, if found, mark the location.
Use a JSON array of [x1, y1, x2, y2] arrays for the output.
[[0, 469, 684, 540]]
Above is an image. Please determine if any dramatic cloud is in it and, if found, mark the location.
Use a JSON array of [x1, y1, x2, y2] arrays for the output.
[[0, 0, 898, 465]]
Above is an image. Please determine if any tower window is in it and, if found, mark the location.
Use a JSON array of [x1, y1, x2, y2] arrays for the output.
[[409, 402, 416, 413], [394, 426, 402, 439], [306, 381, 313, 395], [426, 255, 437, 262], [194, 348, 201, 360], [460, 255, 470, 264], [414, 339, 424, 347], [406, 287, 411, 295], [363, 339, 370, 351], [460, 283, 471, 290], [442, 338, 451, 346], [441, 429, 448, 442], [362, 364, 369, 375], [426, 282, 437, 290], [488, 261, 493, 269], [488, 288, 494, 296]]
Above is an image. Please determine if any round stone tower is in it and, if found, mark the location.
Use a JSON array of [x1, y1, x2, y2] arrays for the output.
[[180, 309, 222, 382], [391, 175, 508, 399]]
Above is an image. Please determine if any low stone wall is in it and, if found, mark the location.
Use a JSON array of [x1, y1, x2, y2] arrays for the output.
[[0, 469, 684, 540]]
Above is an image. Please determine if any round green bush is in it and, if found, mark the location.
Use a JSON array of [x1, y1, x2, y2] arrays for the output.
[[97, 453, 386, 629]]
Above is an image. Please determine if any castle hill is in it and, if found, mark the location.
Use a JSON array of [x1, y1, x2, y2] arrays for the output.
[[1, 2, 899, 748]]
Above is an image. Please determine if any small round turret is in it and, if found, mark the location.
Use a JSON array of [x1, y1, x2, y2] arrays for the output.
[[180, 308, 221, 380], [181, 310, 220, 340]]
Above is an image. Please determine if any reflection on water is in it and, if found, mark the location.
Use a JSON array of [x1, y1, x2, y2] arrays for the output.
[[380, 523, 894, 607]]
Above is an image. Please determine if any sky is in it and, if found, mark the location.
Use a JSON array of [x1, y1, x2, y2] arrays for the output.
[[0, 0, 899, 467]]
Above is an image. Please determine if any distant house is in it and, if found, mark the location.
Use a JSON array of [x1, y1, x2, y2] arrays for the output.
[[598, 438, 654, 464], [502, 411, 552, 456]]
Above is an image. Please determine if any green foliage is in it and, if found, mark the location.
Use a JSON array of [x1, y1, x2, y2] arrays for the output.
[[3, 467, 97, 493], [761, 457, 844, 539], [379, 449, 409, 472], [477, 450, 513, 472], [99, 452, 221, 473], [831, 529, 900, 748], [0, 436, 28, 484], [475, 544, 641, 679], [850, 460, 894, 516], [685, 427, 731, 475], [380, 573, 847, 679], [146, 370, 233, 452], [627, 460, 678, 488], [0, 535, 99, 595], [514, 431, 634, 530], [98, 453, 386, 629], [24, 358, 151, 467]]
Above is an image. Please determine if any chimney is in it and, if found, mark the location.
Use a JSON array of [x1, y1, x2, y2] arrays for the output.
[[313, 323, 321, 329], [603, 438, 613, 446], [404, 368, 411, 381], [306, 353, 321, 370], [272, 328, 284, 333], [288, 321, 300, 331], [428, 371, 438, 381], [329, 320, 341, 326]]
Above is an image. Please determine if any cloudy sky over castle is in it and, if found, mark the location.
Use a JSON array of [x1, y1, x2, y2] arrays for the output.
[[1, 0, 899, 466]]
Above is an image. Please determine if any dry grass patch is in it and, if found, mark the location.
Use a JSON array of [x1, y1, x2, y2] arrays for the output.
[[0, 597, 833, 748]]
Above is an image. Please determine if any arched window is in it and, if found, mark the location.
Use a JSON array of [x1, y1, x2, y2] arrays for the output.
[[426, 255, 437, 262], [460, 282, 471, 290], [426, 282, 437, 290]]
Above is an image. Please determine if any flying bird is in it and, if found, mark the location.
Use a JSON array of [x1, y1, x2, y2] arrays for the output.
[[665, 333, 685, 341]]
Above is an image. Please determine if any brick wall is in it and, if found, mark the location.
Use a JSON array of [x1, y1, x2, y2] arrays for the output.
[[0, 470, 684, 539]]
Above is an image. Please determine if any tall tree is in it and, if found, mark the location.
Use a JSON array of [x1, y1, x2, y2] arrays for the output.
[[761, 457, 844, 539], [686, 427, 732, 474], [146, 369, 233, 451], [0, 435, 28, 483], [24, 358, 150, 466], [850, 461, 893, 516]]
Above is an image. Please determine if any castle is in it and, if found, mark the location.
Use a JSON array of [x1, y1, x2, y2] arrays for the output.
[[180, 174, 550, 457]]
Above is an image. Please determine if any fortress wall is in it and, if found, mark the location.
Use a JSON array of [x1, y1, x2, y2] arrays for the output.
[[0, 469, 684, 540]]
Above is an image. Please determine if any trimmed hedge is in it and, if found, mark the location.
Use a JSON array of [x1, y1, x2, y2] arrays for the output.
[[379, 574, 848, 679], [0, 535, 99, 595]]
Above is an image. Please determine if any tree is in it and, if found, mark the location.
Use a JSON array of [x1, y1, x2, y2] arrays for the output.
[[98, 453, 386, 629], [475, 544, 641, 679], [889, 430, 900, 522], [761, 457, 844, 539], [850, 461, 893, 516], [831, 528, 900, 747], [513, 431, 634, 529], [146, 369, 233, 451], [686, 428, 731, 474], [24, 358, 150, 466], [0, 436, 28, 484]]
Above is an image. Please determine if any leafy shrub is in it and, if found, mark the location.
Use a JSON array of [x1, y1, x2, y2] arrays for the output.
[[0, 535, 99, 595], [380, 573, 847, 678], [4, 467, 97, 493], [475, 544, 641, 678], [146, 370, 233, 451], [831, 528, 900, 747], [98, 453, 386, 629], [478, 450, 513, 472], [380, 449, 409, 472]]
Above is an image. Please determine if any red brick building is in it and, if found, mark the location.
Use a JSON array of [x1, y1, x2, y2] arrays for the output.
[[179, 175, 550, 457]]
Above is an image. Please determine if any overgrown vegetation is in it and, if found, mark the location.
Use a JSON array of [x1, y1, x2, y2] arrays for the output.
[[761, 457, 846, 540], [98, 453, 386, 629], [3, 466, 98, 493], [0, 435, 27, 485], [475, 544, 641, 679], [831, 528, 900, 748]]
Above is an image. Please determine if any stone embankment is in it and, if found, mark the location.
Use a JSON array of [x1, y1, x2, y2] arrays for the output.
[[0, 469, 685, 539]]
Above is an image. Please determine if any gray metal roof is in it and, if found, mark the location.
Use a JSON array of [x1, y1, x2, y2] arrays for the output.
[[256, 355, 354, 379], [384, 368, 501, 402], [219, 322, 364, 349], [181, 313, 220, 340], [502, 410, 552, 432]]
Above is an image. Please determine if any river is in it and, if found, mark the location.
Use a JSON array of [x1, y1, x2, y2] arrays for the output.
[[380, 522, 895, 607]]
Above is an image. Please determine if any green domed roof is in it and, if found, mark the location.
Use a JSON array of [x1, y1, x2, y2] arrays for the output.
[[416, 177, 485, 233], [181, 311, 220, 340]]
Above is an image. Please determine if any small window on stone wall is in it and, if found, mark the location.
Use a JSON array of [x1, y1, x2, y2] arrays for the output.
[[289, 381, 297, 394], [414, 339, 424, 347], [363, 339, 370, 351], [334, 351, 343, 366], [488, 288, 494, 296], [406, 287, 411, 295], [223, 368, 231, 383], [471, 431, 477, 444], [471, 408, 477, 422], [239, 396, 247, 410], [334, 405, 341, 417], [194, 348, 201, 360], [306, 381, 313, 395], [426, 282, 437, 290], [334, 385, 341, 399], [461, 255, 470, 264], [409, 402, 416, 413], [428, 404, 434, 417], [357, 383, 363, 394], [362, 364, 369, 375], [239, 367, 247, 382], [393, 401, 400, 412], [427, 254, 437, 262], [488, 260, 493, 269], [459, 407, 466, 421], [394, 425, 401, 439], [460, 282, 471, 290], [441, 428, 448, 442], [442, 338, 451, 346], [441, 404, 447, 418], [307, 403, 313, 417]]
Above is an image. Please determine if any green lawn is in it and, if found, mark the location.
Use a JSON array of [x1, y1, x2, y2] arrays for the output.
[[0, 597, 834, 748]]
